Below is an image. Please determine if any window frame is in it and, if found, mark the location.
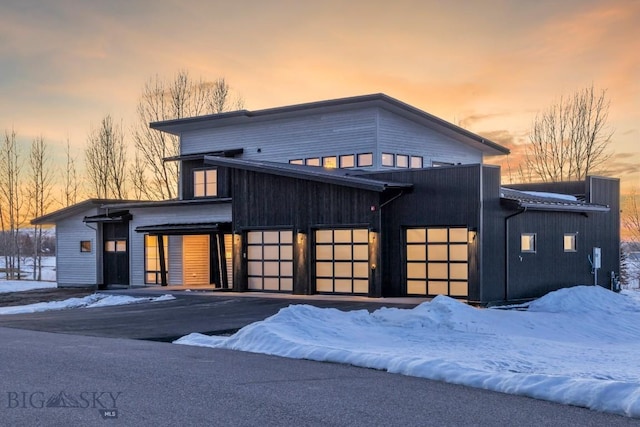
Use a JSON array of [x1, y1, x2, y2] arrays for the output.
[[396, 154, 409, 168], [357, 153, 373, 167], [306, 157, 320, 166], [80, 241, 92, 253], [381, 153, 395, 167], [521, 233, 537, 253], [563, 233, 577, 252], [144, 234, 168, 285], [339, 154, 355, 168], [193, 168, 218, 198], [410, 156, 423, 168]]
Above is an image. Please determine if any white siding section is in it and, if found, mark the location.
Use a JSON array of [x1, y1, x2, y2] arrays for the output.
[[183, 235, 209, 285], [128, 203, 231, 286], [181, 109, 378, 163], [377, 110, 483, 167], [56, 210, 100, 287], [168, 235, 182, 285]]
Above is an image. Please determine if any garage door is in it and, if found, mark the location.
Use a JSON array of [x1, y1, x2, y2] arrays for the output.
[[315, 228, 369, 294], [406, 227, 468, 297], [246, 230, 293, 291]]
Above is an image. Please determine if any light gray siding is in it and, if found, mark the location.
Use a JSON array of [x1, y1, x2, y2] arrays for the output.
[[181, 107, 484, 171], [127, 203, 232, 286], [377, 110, 483, 167], [181, 109, 378, 163], [55, 210, 100, 287]]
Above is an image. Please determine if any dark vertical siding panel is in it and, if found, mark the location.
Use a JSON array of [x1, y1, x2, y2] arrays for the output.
[[370, 164, 483, 297], [505, 176, 619, 300], [230, 169, 380, 295], [479, 166, 505, 303]]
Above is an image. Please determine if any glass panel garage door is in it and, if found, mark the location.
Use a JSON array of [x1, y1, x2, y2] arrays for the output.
[[246, 230, 293, 291], [315, 228, 369, 294], [406, 227, 468, 297]]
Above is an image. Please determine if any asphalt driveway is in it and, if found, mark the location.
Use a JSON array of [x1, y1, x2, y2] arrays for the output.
[[0, 289, 423, 341]]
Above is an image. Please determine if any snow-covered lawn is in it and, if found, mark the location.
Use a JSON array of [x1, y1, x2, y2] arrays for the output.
[[175, 286, 640, 418], [0, 293, 175, 315], [0, 279, 57, 293]]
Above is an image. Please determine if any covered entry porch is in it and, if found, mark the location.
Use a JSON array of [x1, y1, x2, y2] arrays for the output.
[[135, 222, 232, 288]]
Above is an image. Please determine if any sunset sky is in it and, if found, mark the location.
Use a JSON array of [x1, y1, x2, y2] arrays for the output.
[[1, 0, 638, 190]]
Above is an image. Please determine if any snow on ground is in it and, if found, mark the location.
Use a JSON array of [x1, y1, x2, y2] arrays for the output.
[[0, 279, 57, 293], [0, 293, 175, 315], [175, 286, 640, 418], [0, 256, 57, 282]]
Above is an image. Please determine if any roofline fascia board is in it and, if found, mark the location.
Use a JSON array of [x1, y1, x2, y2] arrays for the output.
[[204, 156, 412, 192]]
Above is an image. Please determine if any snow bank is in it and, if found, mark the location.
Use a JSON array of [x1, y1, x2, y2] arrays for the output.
[[0, 293, 175, 315], [175, 286, 640, 418], [0, 280, 57, 293]]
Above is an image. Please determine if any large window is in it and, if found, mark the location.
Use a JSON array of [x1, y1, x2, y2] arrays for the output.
[[144, 235, 168, 284], [406, 227, 468, 297], [247, 230, 293, 291], [194, 169, 217, 197], [315, 228, 369, 294]]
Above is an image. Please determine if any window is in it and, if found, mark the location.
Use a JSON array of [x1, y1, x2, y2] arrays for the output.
[[339, 154, 355, 168], [289, 159, 304, 165], [521, 233, 536, 253], [357, 153, 373, 167], [381, 153, 395, 167], [105, 240, 126, 252], [323, 156, 337, 168], [306, 157, 320, 166], [145, 235, 168, 284], [564, 233, 577, 252], [194, 169, 217, 197], [80, 241, 92, 252], [410, 156, 423, 168], [396, 154, 409, 168]]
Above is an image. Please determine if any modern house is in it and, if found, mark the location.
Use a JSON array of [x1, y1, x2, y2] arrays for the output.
[[32, 94, 620, 304]]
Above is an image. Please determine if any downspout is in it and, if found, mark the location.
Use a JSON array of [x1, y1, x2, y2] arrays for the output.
[[505, 207, 527, 301]]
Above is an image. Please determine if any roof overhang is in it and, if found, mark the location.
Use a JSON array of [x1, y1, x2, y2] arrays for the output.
[[204, 156, 413, 193], [163, 148, 244, 162], [83, 210, 132, 223], [135, 222, 231, 235]]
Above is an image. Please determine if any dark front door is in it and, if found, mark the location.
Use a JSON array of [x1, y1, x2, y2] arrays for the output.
[[103, 222, 129, 288]]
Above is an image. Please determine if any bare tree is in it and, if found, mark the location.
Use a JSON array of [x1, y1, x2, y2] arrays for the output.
[[621, 189, 640, 288], [131, 71, 243, 200], [61, 138, 80, 207], [85, 115, 128, 199], [525, 85, 614, 182], [28, 135, 54, 280], [0, 129, 25, 279]]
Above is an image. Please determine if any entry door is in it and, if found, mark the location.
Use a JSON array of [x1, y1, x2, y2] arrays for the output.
[[183, 235, 210, 285], [103, 222, 129, 287]]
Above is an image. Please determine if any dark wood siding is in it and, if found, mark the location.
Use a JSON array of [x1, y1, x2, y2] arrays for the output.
[[479, 166, 505, 303], [230, 169, 381, 295], [505, 177, 620, 301], [181, 160, 231, 199], [368, 164, 485, 298]]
